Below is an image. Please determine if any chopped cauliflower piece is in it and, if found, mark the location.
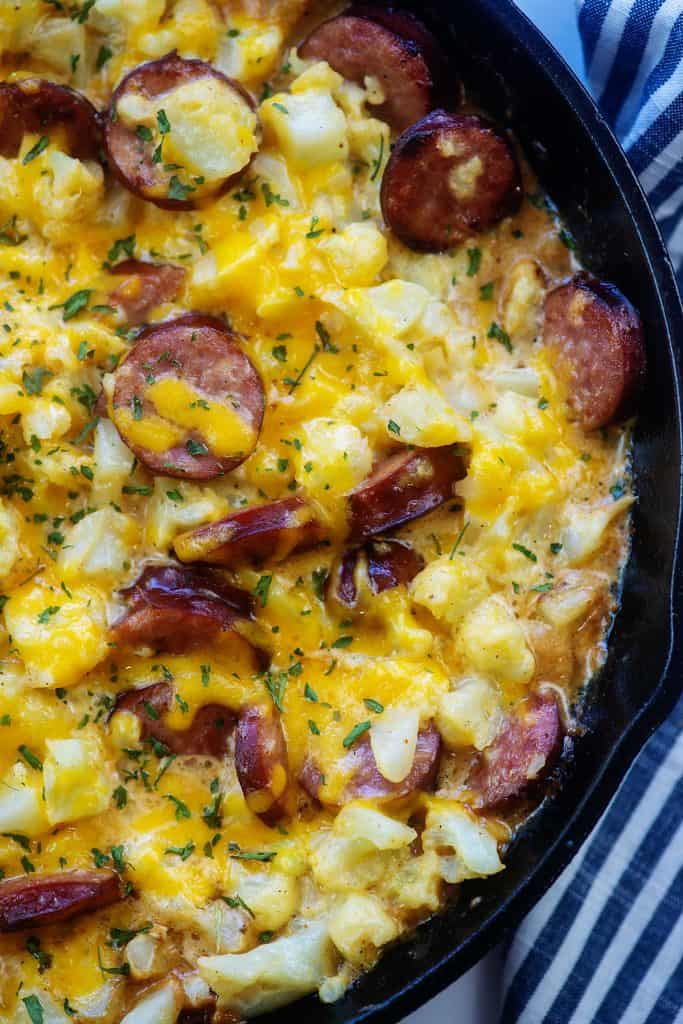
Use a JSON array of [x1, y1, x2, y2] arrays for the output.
[[0, 761, 48, 837], [261, 90, 348, 168], [369, 706, 420, 783], [437, 678, 504, 751], [328, 894, 398, 965], [319, 222, 388, 287], [381, 385, 470, 447], [410, 555, 490, 627], [459, 596, 535, 686], [423, 800, 504, 882], [44, 735, 114, 826]]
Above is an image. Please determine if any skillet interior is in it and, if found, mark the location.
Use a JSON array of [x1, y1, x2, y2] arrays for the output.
[[264, 1, 683, 1021]]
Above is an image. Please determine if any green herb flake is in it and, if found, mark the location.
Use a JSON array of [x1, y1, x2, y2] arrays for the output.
[[466, 247, 482, 276], [487, 321, 513, 352], [512, 542, 537, 562], [62, 289, 92, 321], [23, 136, 49, 165], [23, 995, 44, 1024], [387, 419, 400, 435], [363, 698, 384, 714], [254, 573, 273, 608], [342, 721, 371, 748], [264, 670, 287, 713]]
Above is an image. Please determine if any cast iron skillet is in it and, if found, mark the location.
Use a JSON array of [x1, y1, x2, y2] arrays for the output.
[[270, 1, 683, 1021]]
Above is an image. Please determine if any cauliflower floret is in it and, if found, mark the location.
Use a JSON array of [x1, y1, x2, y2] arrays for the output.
[[459, 596, 535, 687], [44, 735, 114, 826], [92, 417, 136, 505], [410, 555, 490, 627], [334, 803, 416, 850], [59, 507, 138, 583], [295, 418, 372, 503], [0, 761, 48, 837], [120, 981, 182, 1024], [216, 22, 285, 82], [0, 498, 20, 581], [437, 677, 504, 751], [369, 706, 420, 783], [4, 578, 108, 688], [381, 384, 470, 447], [422, 800, 504, 882], [319, 222, 388, 287], [231, 868, 300, 933], [199, 921, 335, 1017], [145, 478, 229, 549], [31, 148, 104, 242], [562, 497, 632, 564], [21, 398, 71, 444], [501, 259, 545, 341], [328, 894, 398, 965], [261, 90, 348, 168]]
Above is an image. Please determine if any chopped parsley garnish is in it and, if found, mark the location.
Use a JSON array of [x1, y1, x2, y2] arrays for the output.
[[315, 320, 338, 353], [254, 573, 273, 607], [165, 794, 191, 820], [331, 635, 353, 649], [342, 721, 371, 748], [479, 281, 494, 300], [272, 344, 288, 363], [165, 841, 195, 860], [512, 542, 537, 562], [168, 176, 195, 202], [157, 109, 170, 134], [186, 438, 209, 457], [62, 289, 92, 321], [200, 664, 211, 687], [23, 136, 49, 165], [370, 134, 385, 181], [109, 923, 152, 949], [18, 745, 42, 771], [22, 368, 53, 396], [304, 682, 319, 703], [107, 234, 135, 264], [264, 670, 287, 713], [311, 568, 327, 601], [449, 520, 470, 559], [466, 247, 482, 276], [363, 698, 384, 714], [23, 995, 44, 1024], [610, 480, 626, 500], [487, 321, 513, 352], [26, 935, 52, 973], [306, 215, 324, 239], [222, 894, 254, 917], [230, 849, 276, 862], [96, 45, 113, 69], [550, 542, 563, 554], [308, 719, 320, 735], [387, 419, 401, 435]]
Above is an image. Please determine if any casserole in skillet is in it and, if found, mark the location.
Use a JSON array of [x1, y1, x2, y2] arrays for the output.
[[0, 2, 678, 1022]]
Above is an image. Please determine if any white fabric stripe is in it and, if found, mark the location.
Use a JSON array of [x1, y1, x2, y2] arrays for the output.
[[622, 53, 683, 151], [568, 818, 683, 1024], [501, 840, 588, 986], [508, 731, 683, 1023], [639, 128, 683, 193], [620, 899, 683, 1024], [616, 0, 683, 137], [655, 180, 683, 220], [588, 0, 639, 99]]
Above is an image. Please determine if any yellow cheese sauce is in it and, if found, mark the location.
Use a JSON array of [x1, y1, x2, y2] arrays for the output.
[[0, 1, 634, 1020]]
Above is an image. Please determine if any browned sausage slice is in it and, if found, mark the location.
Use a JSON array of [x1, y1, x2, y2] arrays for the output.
[[381, 111, 522, 251], [174, 496, 326, 566], [112, 681, 236, 759], [104, 53, 259, 209], [0, 870, 123, 933], [327, 538, 424, 608], [235, 706, 289, 822], [0, 79, 101, 161], [108, 260, 186, 324], [469, 693, 561, 808], [111, 314, 264, 480], [299, 723, 441, 804], [349, 446, 465, 542], [299, 11, 444, 132], [542, 272, 646, 431], [112, 564, 254, 653]]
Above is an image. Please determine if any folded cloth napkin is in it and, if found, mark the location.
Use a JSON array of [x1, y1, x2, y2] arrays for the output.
[[501, 3, 683, 1021]]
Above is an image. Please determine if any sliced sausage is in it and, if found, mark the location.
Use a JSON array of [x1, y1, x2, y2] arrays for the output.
[[235, 706, 289, 822], [111, 314, 265, 480], [542, 272, 646, 431], [299, 11, 444, 132], [0, 870, 123, 933], [0, 79, 101, 161], [174, 496, 325, 566], [327, 538, 424, 608], [112, 564, 254, 653], [469, 693, 561, 808], [108, 260, 186, 324], [112, 681, 235, 759], [104, 53, 259, 209], [299, 723, 441, 804], [349, 445, 465, 542], [381, 111, 522, 251]]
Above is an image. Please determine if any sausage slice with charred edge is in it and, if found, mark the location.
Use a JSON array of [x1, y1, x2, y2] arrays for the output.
[[0, 78, 101, 161], [327, 538, 424, 608], [299, 723, 441, 805], [112, 681, 236, 759], [111, 314, 264, 481], [381, 111, 522, 252], [299, 9, 446, 132], [542, 272, 646, 431], [0, 870, 123, 933], [349, 445, 465, 542], [468, 693, 561, 808], [174, 496, 326, 566], [112, 564, 254, 653], [108, 259, 186, 324], [112, 684, 289, 820], [235, 706, 289, 823], [104, 53, 259, 209]]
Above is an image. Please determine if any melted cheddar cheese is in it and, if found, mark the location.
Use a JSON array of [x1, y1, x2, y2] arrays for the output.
[[0, 2, 633, 1021]]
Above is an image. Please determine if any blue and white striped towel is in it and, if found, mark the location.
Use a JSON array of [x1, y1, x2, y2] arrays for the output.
[[501, 3, 683, 1021]]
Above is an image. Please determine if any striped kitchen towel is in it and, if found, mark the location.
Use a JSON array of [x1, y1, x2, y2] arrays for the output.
[[501, 3, 683, 1022]]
